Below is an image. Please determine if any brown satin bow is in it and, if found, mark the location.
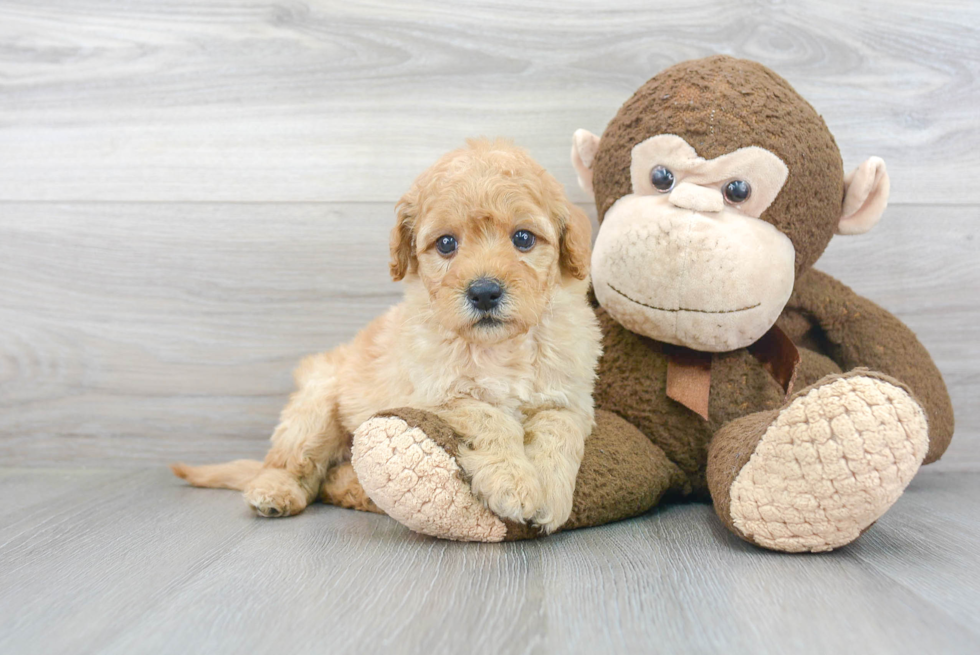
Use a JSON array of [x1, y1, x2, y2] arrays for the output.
[[665, 325, 801, 420]]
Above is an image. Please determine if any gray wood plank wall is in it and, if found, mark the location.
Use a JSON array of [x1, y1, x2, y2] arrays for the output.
[[2, 0, 978, 470]]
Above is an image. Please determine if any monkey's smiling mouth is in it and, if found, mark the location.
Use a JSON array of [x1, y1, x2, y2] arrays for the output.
[[607, 283, 761, 314]]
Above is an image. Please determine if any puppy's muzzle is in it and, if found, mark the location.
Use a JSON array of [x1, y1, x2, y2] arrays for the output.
[[467, 278, 504, 313]]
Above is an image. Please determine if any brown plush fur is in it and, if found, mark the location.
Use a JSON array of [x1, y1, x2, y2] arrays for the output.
[[578, 57, 951, 548], [587, 269, 952, 543], [592, 55, 844, 277], [360, 56, 953, 552], [590, 292, 851, 497], [785, 270, 954, 463]]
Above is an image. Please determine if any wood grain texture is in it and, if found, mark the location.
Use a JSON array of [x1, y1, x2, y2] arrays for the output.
[[1, 4, 977, 653], [2, 202, 977, 470], [0, 0, 978, 204], [0, 468, 977, 654], [0, 202, 401, 466]]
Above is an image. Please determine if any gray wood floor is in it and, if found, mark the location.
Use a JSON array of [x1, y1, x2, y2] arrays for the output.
[[2, 1, 979, 653], [0, 468, 978, 655]]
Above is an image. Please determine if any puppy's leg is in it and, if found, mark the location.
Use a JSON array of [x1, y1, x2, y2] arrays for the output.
[[320, 463, 384, 514], [245, 356, 348, 518], [438, 401, 543, 524], [524, 409, 590, 533]]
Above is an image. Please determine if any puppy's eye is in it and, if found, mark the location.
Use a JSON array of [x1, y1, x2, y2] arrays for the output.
[[650, 165, 675, 192], [724, 180, 751, 204], [512, 230, 535, 252], [435, 235, 457, 256]]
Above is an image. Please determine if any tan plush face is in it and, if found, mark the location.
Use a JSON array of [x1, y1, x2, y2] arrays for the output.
[[591, 135, 795, 352], [390, 140, 592, 345]]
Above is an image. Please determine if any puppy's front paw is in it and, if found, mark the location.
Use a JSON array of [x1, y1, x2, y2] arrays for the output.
[[243, 468, 308, 518], [463, 454, 543, 524], [530, 483, 574, 535], [526, 442, 578, 534]]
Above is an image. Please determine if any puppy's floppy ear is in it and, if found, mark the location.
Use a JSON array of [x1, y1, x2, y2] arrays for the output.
[[559, 204, 592, 280], [390, 188, 418, 281]]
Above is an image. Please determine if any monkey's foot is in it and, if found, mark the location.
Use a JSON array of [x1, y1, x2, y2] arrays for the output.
[[717, 372, 929, 552], [351, 410, 508, 542]]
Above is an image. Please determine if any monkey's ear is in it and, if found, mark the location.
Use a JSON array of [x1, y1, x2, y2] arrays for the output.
[[559, 204, 593, 280], [570, 129, 601, 198], [837, 157, 890, 235], [389, 190, 418, 281]]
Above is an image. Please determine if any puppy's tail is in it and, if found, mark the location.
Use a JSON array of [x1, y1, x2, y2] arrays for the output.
[[170, 459, 264, 491]]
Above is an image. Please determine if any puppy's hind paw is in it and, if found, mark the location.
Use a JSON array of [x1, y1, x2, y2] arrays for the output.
[[530, 491, 573, 535], [243, 468, 308, 518]]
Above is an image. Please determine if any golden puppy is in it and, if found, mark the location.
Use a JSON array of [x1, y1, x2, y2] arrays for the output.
[[172, 138, 600, 533]]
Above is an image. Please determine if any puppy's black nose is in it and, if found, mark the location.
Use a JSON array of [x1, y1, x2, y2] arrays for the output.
[[467, 278, 503, 312]]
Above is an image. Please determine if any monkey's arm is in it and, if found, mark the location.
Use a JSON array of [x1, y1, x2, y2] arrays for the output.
[[787, 268, 954, 463], [351, 407, 688, 541]]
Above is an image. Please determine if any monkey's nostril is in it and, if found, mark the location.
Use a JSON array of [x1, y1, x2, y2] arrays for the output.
[[467, 278, 503, 312]]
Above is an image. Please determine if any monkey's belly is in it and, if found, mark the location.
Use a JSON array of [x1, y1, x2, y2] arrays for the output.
[[593, 312, 841, 494]]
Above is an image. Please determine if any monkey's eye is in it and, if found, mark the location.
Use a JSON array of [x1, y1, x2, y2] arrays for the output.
[[650, 165, 675, 192], [724, 180, 751, 204], [512, 230, 536, 252], [435, 235, 458, 256]]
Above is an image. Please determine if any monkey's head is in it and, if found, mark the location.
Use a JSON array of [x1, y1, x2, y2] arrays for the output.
[[572, 55, 890, 352]]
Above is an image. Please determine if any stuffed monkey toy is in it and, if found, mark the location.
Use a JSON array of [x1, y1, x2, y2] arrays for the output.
[[350, 55, 954, 552]]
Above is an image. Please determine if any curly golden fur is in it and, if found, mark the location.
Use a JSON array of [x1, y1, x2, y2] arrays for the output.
[[172, 139, 601, 533]]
